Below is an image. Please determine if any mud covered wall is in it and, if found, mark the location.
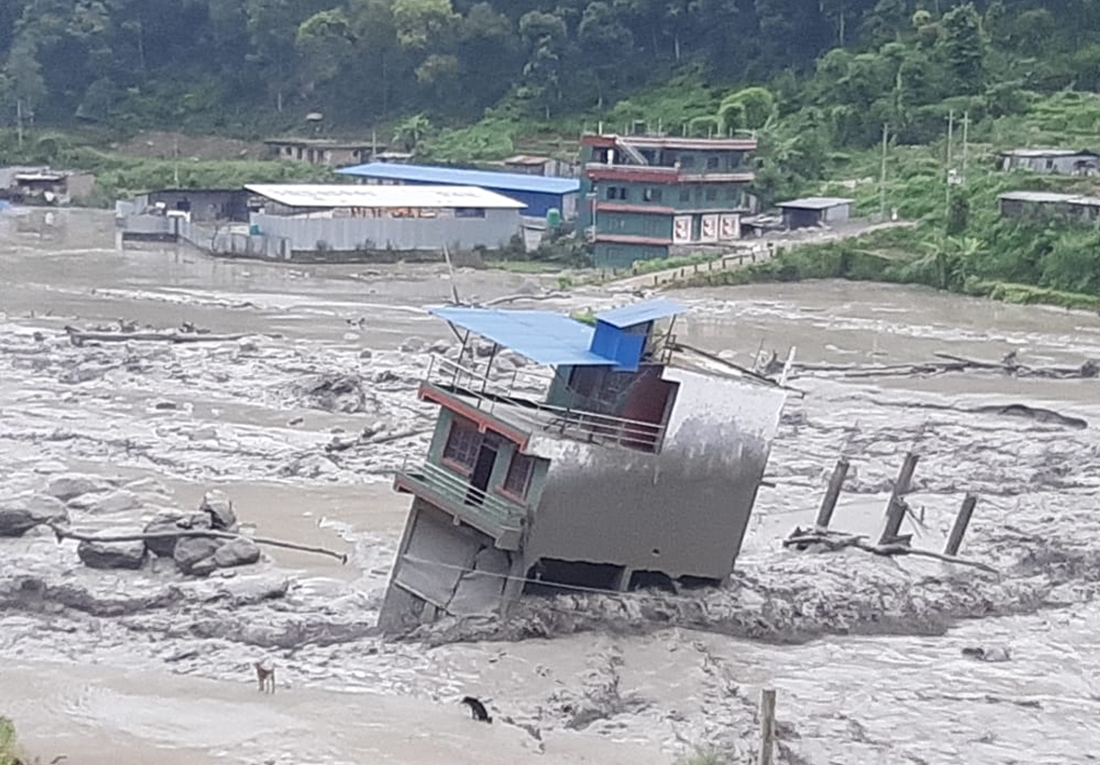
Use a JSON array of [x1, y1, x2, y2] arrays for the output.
[[523, 369, 787, 580]]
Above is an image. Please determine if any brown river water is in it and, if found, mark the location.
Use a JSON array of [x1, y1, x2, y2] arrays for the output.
[[2, 208, 1100, 764]]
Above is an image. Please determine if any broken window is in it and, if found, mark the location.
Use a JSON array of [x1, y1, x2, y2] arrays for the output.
[[706, 156, 720, 170], [443, 418, 480, 470], [502, 453, 535, 498], [643, 188, 663, 202]]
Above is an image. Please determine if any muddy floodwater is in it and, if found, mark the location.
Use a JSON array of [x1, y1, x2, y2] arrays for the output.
[[2, 208, 1100, 764]]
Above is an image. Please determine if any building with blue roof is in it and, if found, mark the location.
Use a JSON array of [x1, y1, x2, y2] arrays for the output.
[[336, 162, 580, 220], [379, 299, 790, 631]]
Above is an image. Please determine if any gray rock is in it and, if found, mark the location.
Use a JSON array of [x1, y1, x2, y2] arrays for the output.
[[174, 537, 223, 576], [190, 556, 219, 577], [78, 535, 146, 570], [358, 348, 373, 360], [88, 490, 142, 515], [0, 494, 68, 537], [399, 336, 426, 353], [47, 475, 108, 502], [213, 538, 261, 569], [143, 511, 211, 557], [200, 490, 237, 531], [428, 339, 453, 354]]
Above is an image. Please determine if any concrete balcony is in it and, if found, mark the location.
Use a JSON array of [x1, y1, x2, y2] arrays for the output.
[[394, 458, 525, 550]]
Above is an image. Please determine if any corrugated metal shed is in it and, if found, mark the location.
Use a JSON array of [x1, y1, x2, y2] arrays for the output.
[[430, 307, 609, 366], [245, 184, 526, 210], [997, 191, 1078, 203], [776, 196, 854, 210], [595, 299, 685, 329], [998, 148, 1098, 159], [337, 163, 580, 195]]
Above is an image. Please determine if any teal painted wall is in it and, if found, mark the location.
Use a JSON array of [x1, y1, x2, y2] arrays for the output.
[[595, 210, 673, 238], [593, 242, 669, 268]]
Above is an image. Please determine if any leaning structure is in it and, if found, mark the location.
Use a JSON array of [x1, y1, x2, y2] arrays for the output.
[[378, 299, 788, 630]]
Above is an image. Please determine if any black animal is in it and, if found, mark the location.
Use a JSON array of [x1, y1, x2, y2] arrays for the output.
[[460, 696, 492, 723]]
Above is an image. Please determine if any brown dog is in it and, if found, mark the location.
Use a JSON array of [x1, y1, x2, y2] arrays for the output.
[[254, 659, 275, 693]]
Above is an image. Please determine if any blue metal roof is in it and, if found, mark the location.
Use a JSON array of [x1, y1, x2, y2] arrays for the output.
[[430, 307, 610, 366], [337, 163, 580, 196], [595, 299, 686, 329]]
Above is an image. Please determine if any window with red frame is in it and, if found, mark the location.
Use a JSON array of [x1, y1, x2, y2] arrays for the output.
[[443, 418, 480, 470], [502, 453, 535, 498]]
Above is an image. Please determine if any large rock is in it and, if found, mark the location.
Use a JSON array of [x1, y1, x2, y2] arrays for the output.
[[174, 537, 223, 576], [213, 538, 261, 569], [88, 490, 142, 515], [200, 490, 237, 531], [143, 511, 211, 557], [47, 475, 108, 502], [77, 534, 147, 570], [0, 495, 68, 537]]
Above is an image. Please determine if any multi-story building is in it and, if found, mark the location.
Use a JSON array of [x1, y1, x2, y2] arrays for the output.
[[579, 130, 757, 269], [378, 299, 788, 631]]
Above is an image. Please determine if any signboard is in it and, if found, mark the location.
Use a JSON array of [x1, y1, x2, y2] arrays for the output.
[[719, 214, 740, 241], [673, 215, 692, 244], [700, 214, 719, 243]]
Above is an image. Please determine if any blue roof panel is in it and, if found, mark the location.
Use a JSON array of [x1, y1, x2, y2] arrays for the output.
[[430, 307, 610, 366], [595, 299, 686, 329], [337, 163, 580, 195]]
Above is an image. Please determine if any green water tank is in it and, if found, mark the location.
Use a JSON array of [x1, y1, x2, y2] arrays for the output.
[[546, 208, 561, 229], [249, 223, 261, 235]]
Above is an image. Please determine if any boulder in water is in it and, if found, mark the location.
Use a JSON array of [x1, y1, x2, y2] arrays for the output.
[[174, 537, 223, 576], [47, 475, 109, 502], [78, 533, 147, 570], [88, 490, 142, 515], [213, 538, 261, 569], [961, 645, 1012, 662], [143, 511, 211, 557], [0, 494, 68, 537], [200, 490, 237, 531]]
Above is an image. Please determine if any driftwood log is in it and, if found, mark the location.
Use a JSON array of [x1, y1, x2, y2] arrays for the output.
[[47, 522, 348, 564], [783, 528, 997, 574], [781, 350, 1099, 381], [64, 326, 249, 346]]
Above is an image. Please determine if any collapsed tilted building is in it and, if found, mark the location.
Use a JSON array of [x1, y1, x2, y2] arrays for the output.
[[378, 299, 788, 630]]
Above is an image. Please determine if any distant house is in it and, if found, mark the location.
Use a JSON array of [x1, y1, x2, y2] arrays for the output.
[[131, 188, 253, 222], [0, 166, 96, 205], [996, 149, 1100, 176], [263, 138, 374, 168], [775, 197, 854, 230], [336, 162, 580, 219], [502, 154, 576, 178], [997, 190, 1100, 222]]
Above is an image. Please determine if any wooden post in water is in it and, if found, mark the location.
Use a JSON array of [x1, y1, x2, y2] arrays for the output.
[[815, 458, 850, 530], [757, 688, 776, 765], [944, 493, 978, 556], [879, 452, 920, 545]]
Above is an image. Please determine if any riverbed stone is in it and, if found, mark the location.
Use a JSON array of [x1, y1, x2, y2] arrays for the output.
[[77, 534, 147, 570], [213, 538, 261, 569], [47, 475, 108, 502], [0, 495, 68, 537], [143, 511, 212, 557], [88, 490, 142, 515], [200, 490, 237, 531], [174, 537, 223, 576]]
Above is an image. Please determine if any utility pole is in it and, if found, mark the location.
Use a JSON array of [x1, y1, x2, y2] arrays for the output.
[[945, 109, 955, 219], [879, 123, 889, 220], [173, 136, 180, 188], [16, 99, 24, 150], [962, 111, 969, 180]]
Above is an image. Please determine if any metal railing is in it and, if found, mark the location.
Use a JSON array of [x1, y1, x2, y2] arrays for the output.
[[425, 355, 666, 451], [399, 456, 524, 531]]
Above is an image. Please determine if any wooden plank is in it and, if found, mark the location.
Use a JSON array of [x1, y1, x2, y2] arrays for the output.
[[945, 494, 978, 556], [757, 688, 776, 765], [814, 458, 850, 530], [879, 452, 919, 545]]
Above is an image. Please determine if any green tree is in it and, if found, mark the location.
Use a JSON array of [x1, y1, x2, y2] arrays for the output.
[[1, 35, 46, 129], [938, 2, 986, 95], [296, 9, 356, 99]]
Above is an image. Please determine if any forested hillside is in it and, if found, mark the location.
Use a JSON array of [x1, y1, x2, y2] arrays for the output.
[[3, 0, 1100, 140]]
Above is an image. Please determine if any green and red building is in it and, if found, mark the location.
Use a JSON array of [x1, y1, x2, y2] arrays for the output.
[[579, 131, 757, 269]]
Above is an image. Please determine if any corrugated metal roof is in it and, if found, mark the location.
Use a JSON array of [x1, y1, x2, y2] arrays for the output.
[[998, 148, 1097, 158], [776, 196, 854, 210], [430, 307, 610, 366], [595, 299, 685, 328], [998, 191, 1078, 203], [336, 163, 580, 195], [245, 184, 526, 210]]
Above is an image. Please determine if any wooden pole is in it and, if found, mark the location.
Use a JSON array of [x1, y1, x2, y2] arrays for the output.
[[815, 458, 850, 530], [757, 688, 776, 765], [944, 493, 978, 556], [879, 452, 920, 545], [879, 123, 888, 220]]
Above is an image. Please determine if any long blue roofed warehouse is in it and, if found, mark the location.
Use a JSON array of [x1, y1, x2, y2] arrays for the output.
[[336, 162, 580, 220]]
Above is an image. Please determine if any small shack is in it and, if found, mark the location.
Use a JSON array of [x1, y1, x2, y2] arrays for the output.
[[0, 166, 95, 205], [776, 197, 853, 230], [246, 183, 526, 256], [996, 149, 1100, 176], [502, 155, 576, 178], [263, 138, 373, 167], [127, 188, 253, 222], [997, 190, 1100, 222], [336, 162, 580, 220]]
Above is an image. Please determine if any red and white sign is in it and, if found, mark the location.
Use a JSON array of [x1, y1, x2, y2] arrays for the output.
[[719, 214, 740, 241], [673, 216, 692, 244], [700, 214, 718, 243]]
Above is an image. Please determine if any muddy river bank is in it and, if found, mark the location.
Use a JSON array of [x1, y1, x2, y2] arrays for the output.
[[2, 209, 1100, 764]]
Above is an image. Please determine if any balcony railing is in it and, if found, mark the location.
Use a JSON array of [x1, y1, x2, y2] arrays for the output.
[[425, 355, 666, 452], [398, 457, 524, 545]]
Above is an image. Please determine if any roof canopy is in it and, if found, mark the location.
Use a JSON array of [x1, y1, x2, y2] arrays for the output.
[[776, 196, 854, 210], [336, 163, 580, 195], [245, 183, 526, 210], [430, 299, 684, 368]]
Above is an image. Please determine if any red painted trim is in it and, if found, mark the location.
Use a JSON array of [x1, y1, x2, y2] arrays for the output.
[[418, 382, 530, 448], [581, 135, 618, 148], [585, 166, 678, 184], [593, 234, 672, 246], [595, 203, 675, 215]]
